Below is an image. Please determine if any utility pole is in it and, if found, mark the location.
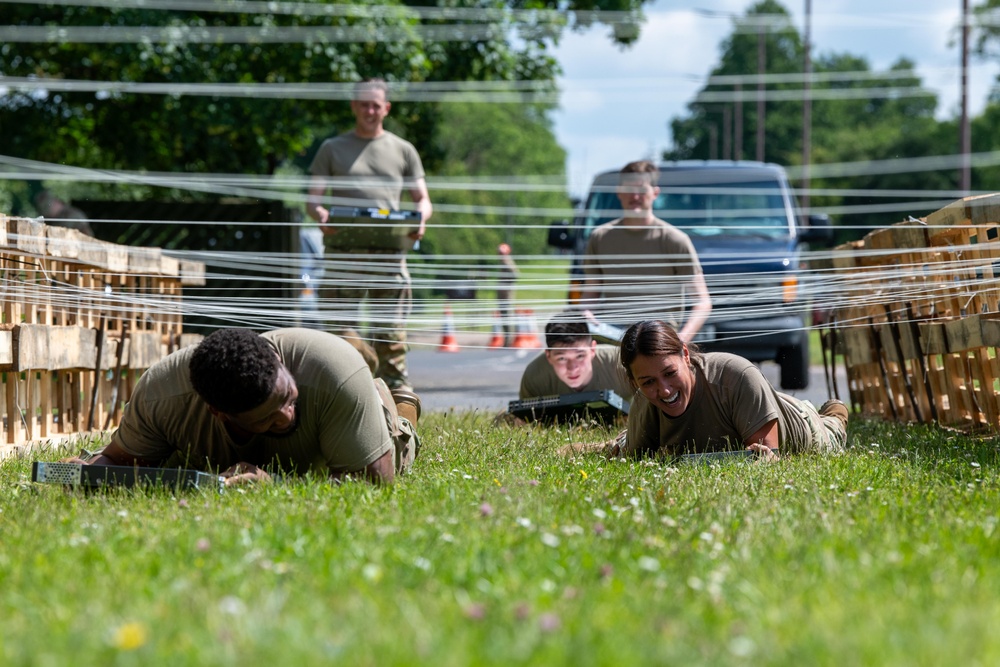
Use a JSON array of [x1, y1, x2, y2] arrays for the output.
[[960, 0, 971, 195], [756, 21, 766, 162], [735, 82, 743, 161], [802, 0, 813, 222], [723, 105, 732, 160]]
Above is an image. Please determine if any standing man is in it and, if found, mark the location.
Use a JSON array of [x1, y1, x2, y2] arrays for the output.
[[307, 78, 433, 391], [580, 160, 711, 344], [495, 243, 519, 346]]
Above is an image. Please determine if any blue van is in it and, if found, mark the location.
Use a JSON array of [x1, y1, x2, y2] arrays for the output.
[[548, 161, 833, 390]]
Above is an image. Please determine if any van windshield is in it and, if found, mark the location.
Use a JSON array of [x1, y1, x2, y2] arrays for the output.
[[583, 178, 791, 240]]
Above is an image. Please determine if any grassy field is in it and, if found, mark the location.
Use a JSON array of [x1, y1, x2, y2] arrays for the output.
[[2, 414, 998, 666]]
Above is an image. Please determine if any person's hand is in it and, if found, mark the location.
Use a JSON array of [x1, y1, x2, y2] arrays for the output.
[[58, 456, 89, 465], [408, 219, 426, 241], [746, 443, 780, 462], [316, 207, 340, 235], [221, 462, 272, 487]]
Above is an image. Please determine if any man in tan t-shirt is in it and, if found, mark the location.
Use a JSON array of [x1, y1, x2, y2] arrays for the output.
[[70, 328, 419, 485], [519, 314, 633, 399], [581, 160, 711, 343], [307, 78, 433, 392]]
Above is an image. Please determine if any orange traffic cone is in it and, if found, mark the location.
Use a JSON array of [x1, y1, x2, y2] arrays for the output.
[[487, 311, 504, 348], [512, 309, 543, 349], [438, 304, 460, 353]]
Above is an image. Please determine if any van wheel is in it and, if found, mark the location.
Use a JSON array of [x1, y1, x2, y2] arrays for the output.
[[778, 340, 810, 390]]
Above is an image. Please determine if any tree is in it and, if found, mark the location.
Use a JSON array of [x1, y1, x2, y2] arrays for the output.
[[666, 0, 803, 165], [411, 100, 569, 297], [664, 0, 953, 242], [420, 100, 568, 258], [0, 0, 652, 212]]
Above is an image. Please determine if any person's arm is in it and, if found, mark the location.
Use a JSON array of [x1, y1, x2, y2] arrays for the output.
[[329, 448, 395, 485], [678, 271, 713, 343], [63, 440, 152, 467], [744, 418, 780, 462], [579, 278, 602, 308], [307, 175, 332, 229], [557, 429, 626, 458], [408, 177, 432, 240], [361, 448, 396, 484]]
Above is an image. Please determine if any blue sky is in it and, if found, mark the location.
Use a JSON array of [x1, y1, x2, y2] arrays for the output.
[[552, 0, 998, 197]]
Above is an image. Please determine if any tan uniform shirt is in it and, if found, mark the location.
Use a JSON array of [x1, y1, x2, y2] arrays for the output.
[[583, 217, 702, 326], [310, 130, 424, 211], [519, 345, 634, 399], [624, 352, 812, 457], [111, 328, 392, 475]]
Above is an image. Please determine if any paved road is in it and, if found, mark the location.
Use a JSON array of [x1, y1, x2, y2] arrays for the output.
[[408, 342, 849, 414]]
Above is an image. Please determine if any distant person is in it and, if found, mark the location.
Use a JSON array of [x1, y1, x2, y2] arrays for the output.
[[34, 190, 95, 237], [66, 328, 421, 486], [580, 160, 711, 343], [560, 320, 847, 460], [496, 243, 519, 346], [519, 313, 633, 399], [306, 77, 433, 392]]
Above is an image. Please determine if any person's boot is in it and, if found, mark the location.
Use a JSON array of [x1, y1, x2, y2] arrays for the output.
[[818, 399, 849, 430], [391, 388, 422, 428]]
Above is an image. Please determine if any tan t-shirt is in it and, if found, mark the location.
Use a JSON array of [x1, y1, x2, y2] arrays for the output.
[[624, 352, 811, 457], [310, 130, 424, 211], [583, 217, 702, 326], [111, 328, 392, 475], [519, 345, 634, 399]]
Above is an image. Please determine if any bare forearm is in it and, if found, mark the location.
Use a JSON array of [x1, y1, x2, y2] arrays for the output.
[[678, 301, 712, 343], [330, 448, 396, 485]]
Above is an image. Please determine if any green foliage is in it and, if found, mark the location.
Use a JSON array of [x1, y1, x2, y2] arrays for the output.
[[2, 415, 1000, 664], [422, 101, 569, 256], [0, 0, 651, 182], [412, 101, 570, 297]]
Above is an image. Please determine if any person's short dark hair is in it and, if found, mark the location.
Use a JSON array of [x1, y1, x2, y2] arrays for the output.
[[544, 312, 592, 348], [354, 77, 390, 100], [620, 160, 658, 187], [189, 329, 281, 414], [620, 320, 703, 390]]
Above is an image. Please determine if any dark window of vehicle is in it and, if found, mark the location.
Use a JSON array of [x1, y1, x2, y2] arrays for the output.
[[583, 174, 791, 241]]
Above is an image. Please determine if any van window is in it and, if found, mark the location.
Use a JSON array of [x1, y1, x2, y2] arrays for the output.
[[583, 177, 791, 241]]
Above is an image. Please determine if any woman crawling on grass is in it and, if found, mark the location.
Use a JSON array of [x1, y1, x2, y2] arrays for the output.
[[561, 320, 848, 462]]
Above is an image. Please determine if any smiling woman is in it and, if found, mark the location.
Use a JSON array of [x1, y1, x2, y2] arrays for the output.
[[613, 319, 848, 461]]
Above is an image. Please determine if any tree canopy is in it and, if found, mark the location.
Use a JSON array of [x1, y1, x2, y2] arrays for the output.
[[663, 0, 972, 241], [0, 0, 649, 186]]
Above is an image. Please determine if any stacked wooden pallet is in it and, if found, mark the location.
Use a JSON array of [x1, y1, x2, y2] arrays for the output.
[[829, 194, 1000, 432], [0, 214, 205, 455]]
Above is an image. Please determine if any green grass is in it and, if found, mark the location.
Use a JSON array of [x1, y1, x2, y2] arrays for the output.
[[2, 415, 999, 666]]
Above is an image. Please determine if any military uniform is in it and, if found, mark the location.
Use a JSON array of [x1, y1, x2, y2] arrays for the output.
[[310, 130, 425, 390]]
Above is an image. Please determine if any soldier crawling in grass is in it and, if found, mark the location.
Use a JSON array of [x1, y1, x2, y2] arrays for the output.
[[66, 328, 421, 486], [519, 312, 633, 400], [560, 320, 848, 461]]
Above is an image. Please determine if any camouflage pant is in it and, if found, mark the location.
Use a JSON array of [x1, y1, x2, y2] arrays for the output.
[[793, 400, 847, 455], [373, 378, 419, 473], [320, 256, 412, 390]]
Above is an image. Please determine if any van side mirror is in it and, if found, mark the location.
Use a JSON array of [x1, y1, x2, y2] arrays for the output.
[[799, 213, 834, 246], [547, 219, 575, 250]]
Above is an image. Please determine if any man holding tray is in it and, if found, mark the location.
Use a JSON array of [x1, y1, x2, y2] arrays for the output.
[[307, 78, 433, 392]]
